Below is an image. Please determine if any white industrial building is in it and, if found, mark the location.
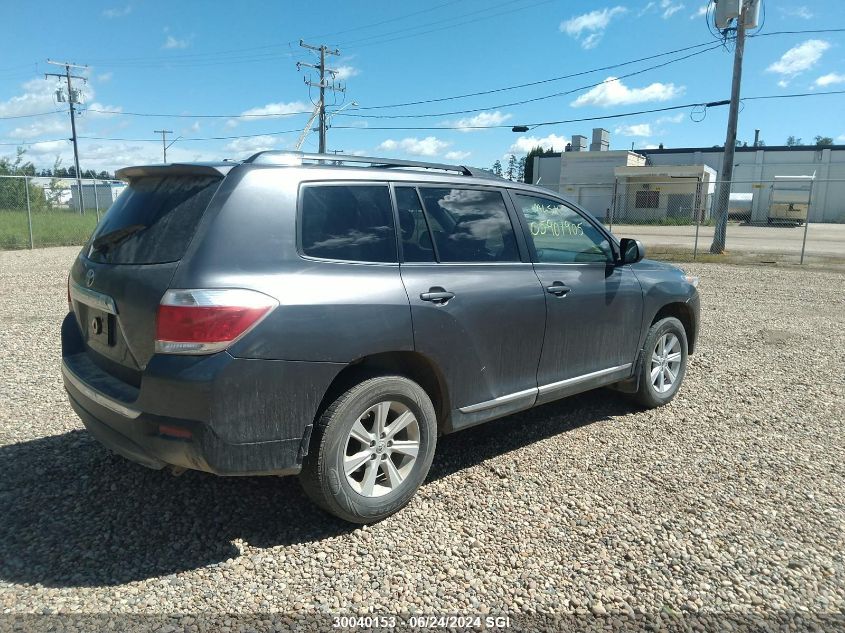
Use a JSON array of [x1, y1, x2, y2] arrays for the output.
[[532, 129, 845, 224]]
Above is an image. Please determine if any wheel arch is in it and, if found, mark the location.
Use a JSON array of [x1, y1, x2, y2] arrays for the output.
[[651, 302, 696, 354], [313, 351, 451, 435]]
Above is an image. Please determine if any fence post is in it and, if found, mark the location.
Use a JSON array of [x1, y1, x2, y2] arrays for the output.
[[693, 177, 702, 260], [609, 178, 617, 232], [94, 179, 100, 222], [24, 175, 34, 249], [799, 178, 815, 265]]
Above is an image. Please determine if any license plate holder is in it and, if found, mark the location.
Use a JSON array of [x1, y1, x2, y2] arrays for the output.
[[86, 308, 115, 347]]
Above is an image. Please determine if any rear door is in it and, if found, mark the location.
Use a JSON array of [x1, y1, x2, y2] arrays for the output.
[[508, 191, 644, 403], [69, 167, 224, 383], [395, 185, 546, 426]]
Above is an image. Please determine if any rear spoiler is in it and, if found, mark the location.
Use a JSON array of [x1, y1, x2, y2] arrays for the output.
[[115, 163, 234, 182]]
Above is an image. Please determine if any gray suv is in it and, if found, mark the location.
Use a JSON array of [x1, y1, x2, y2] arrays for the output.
[[62, 152, 700, 523]]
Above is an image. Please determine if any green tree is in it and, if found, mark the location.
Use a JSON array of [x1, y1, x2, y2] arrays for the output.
[[517, 156, 526, 182], [505, 154, 517, 181], [814, 135, 834, 146], [0, 147, 48, 211], [786, 135, 802, 146], [491, 160, 503, 177]]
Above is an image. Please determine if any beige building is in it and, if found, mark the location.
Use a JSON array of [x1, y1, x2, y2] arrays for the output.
[[613, 164, 717, 223]]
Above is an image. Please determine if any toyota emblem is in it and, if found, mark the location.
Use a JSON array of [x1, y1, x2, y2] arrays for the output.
[[85, 269, 95, 288]]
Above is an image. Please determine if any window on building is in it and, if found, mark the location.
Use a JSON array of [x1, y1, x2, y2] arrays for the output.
[[300, 185, 396, 262], [635, 190, 660, 209]]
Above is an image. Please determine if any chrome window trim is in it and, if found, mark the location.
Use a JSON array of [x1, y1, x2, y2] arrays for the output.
[[61, 360, 141, 419], [537, 363, 632, 396], [69, 281, 117, 315]]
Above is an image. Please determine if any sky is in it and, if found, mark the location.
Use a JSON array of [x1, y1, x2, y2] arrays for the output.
[[1, 0, 844, 174]]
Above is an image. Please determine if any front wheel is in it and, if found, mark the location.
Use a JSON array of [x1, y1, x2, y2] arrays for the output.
[[632, 317, 689, 408], [300, 376, 437, 524]]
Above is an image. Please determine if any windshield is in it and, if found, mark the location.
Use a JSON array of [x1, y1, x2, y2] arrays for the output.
[[87, 175, 221, 265]]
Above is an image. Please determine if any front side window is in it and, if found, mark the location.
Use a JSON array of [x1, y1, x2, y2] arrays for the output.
[[513, 193, 612, 264], [301, 185, 396, 262], [417, 188, 519, 263]]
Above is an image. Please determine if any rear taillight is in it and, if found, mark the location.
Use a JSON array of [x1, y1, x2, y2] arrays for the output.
[[155, 289, 278, 354]]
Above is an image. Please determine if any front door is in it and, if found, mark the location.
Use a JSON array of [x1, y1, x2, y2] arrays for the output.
[[509, 191, 644, 403], [394, 185, 546, 424]]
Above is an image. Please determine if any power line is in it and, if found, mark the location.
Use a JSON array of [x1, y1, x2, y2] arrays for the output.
[[330, 90, 845, 131], [337, 43, 726, 119], [3, 89, 843, 147]]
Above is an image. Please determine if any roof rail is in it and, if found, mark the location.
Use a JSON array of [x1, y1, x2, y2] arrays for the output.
[[243, 150, 497, 178]]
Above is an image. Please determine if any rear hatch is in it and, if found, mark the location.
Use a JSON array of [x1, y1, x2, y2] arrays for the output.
[[69, 165, 228, 385]]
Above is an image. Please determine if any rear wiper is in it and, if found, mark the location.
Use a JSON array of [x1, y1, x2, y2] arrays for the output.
[[91, 224, 147, 253]]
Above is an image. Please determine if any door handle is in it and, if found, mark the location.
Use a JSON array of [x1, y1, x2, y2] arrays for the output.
[[420, 289, 455, 304], [545, 282, 570, 297]]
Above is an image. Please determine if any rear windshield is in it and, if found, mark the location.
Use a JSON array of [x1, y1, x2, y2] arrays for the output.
[[87, 175, 221, 264]]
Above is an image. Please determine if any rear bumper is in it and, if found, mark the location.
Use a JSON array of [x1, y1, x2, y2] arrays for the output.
[[61, 312, 342, 476]]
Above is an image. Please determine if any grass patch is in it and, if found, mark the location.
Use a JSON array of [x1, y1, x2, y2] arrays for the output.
[[0, 210, 99, 249]]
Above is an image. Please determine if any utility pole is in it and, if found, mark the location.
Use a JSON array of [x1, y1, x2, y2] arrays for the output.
[[298, 41, 343, 153], [46, 60, 86, 214], [710, 1, 748, 254], [155, 130, 174, 163]]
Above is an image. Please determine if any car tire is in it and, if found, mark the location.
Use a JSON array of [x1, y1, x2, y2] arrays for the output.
[[300, 375, 437, 524], [633, 317, 688, 409]]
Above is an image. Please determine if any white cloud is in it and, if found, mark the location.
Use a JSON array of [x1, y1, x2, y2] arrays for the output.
[[766, 40, 830, 76], [376, 136, 450, 157], [571, 77, 684, 107], [615, 123, 652, 137], [780, 6, 814, 20], [838, 135, 845, 143], [8, 118, 67, 140], [102, 5, 131, 18], [656, 113, 685, 124], [223, 136, 279, 155], [0, 78, 59, 118], [450, 110, 512, 132], [163, 35, 190, 49], [189, 121, 201, 133], [690, 4, 708, 19], [225, 101, 309, 127], [660, 1, 685, 19], [84, 102, 122, 119], [334, 65, 359, 80], [509, 133, 568, 154], [97, 72, 113, 83], [777, 79, 789, 88], [560, 6, 626, 49], [445, 150, 471, 160], [815, 72, 845, 87]]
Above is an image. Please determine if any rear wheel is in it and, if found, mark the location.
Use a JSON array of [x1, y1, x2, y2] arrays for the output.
[[633, 317, 688, 408], [300, 376, 437, 524]]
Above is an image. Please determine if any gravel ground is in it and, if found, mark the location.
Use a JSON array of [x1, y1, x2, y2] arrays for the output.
[[0, 246, 843, 632]]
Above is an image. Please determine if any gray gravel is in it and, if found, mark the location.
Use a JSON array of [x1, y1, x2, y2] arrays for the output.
[[1, 246, 843, 631]]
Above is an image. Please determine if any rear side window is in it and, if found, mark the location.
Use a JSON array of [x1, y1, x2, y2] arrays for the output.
[[395, 187, 435, 262], [301, 185, 396, 263], [88, 175, 221, 264], [417, 188, 519, 263]]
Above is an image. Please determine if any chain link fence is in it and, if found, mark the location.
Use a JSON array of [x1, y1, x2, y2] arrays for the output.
[[2, 173, 843, 265], [558, 176, 844, 265], [0, 175, 125, 249]]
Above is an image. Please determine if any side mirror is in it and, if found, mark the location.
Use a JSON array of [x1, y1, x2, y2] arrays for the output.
[[619, 238, 645, 264]]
